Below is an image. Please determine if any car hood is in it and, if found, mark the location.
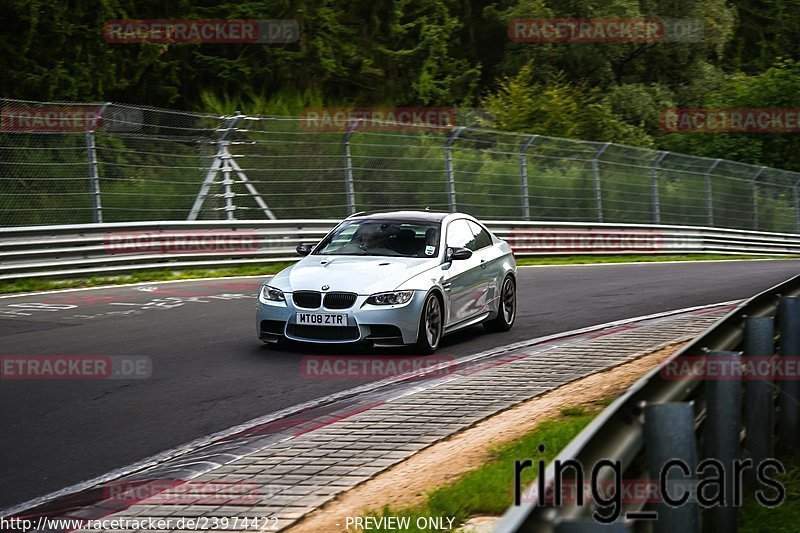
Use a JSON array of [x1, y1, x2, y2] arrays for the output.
[[272, 255, 439, 294]]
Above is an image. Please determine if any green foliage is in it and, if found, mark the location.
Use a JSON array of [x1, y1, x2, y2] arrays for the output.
[[661, 59, 800, 170], [495, 0, 736, 88], [198, 87, 326, 116], [604, 83, 676, 133], [0, 0, 480, 109], [481, 64, 653, 146], [726, 0, 800, 73]]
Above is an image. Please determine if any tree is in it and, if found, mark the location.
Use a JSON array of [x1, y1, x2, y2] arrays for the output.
[[481, 63, 653, 145]]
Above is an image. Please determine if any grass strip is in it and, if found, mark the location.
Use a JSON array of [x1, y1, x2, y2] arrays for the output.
[[0, 263, 294, 295], [740, 452, 800, 532], [358, 403, 605, 532]]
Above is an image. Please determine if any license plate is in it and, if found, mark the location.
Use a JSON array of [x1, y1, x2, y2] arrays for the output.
[[296, 312, 347, 326]]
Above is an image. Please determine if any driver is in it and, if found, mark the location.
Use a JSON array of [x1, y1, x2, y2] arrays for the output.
[[337, 223, 394, 254], [361, 224, 388, 251]]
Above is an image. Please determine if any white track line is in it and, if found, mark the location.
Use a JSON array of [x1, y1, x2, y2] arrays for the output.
[[518, 258, 798, 268], [0, 275, 273, 299]]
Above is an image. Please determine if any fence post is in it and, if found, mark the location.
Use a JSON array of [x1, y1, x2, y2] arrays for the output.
[[592, 142, 610, 223], [342, 119, 361, 215], [444, 126, 465, 212], [644, 402, 700, 533], [704, 159, 721, 227], [85, 102, 109, 223], [743, 316, 774, 476], [519, 135, 538, 221], [793, 180, 800, 233], [778, 296, 800, 452], [751, 166, 766, 230], [651, 151, 669, 224], [704, 350, 742, 532]]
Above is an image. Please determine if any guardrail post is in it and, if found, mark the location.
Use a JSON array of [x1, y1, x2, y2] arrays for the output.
[[743, 316, 774, 474], [644, 402, 699, 533], [85, 102, 109, 223], [704, 159, 721, 227], [444, 126, 465, 212], [343, 119, 361, 215], [651, 151, 669, 224], [592, 143, 610, 223], [519, 135, 538, 221], [778, 296, 800, 452], [703, 350, 742, 533], [751, 167, 766, 230]]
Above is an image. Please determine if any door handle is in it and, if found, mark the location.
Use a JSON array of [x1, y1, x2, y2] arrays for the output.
[[480, 259, 486, 268]]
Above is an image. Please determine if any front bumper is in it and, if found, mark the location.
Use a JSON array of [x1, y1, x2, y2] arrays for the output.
[[256, 291, 425, 346]]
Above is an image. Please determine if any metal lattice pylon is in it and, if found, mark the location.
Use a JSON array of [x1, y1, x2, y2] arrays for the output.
[[187, 113, 276, 221]]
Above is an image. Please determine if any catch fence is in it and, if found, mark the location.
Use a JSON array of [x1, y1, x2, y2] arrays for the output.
[[2, 98, 799, 233]]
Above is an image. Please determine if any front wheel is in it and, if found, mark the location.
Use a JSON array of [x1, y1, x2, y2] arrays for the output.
[[415, 293, 443, 354], [484, 275, 516, 332]]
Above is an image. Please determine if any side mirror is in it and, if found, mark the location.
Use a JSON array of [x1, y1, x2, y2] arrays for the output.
[[296, 243, 314, 256], [449, 247, 473, 260]]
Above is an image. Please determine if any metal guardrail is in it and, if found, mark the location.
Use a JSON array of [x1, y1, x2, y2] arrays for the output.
[[495, 274, 800, 532], [1, 220, 799, 281]]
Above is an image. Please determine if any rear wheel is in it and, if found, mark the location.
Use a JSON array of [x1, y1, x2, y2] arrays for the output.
[[484, 275, 516, 332], [415, 293, 443, 354]]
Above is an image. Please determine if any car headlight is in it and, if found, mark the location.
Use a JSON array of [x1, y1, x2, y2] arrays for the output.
[[260, 285, 285, 302], [366, 291, 413, 305]]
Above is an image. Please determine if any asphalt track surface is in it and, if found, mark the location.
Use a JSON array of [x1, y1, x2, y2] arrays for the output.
[[1, 259, 799, 510]]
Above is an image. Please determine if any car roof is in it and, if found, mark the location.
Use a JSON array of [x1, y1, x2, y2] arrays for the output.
[[347, 210, 451, 223]]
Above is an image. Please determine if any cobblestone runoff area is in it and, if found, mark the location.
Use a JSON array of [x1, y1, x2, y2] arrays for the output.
[[69, 308, 728, 532]]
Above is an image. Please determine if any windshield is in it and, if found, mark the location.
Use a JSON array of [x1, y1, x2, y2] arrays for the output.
[[314, 219, 441, 258]]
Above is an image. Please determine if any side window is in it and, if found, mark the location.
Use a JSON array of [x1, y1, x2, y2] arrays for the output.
[[446, 220, 477, 251], [468, 221, 493, 249]]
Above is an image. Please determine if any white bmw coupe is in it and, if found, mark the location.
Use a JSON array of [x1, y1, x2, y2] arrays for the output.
[[256, 210, 517, 353]]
